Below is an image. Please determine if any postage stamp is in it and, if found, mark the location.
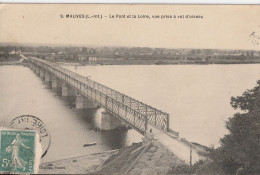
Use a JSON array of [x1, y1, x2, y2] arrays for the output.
[[0, 128, 41, 174], [9, 115, 51, 158]]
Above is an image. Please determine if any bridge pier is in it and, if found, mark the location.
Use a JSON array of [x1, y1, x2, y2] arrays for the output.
[[52, 77, 62, 89], [40, 69, 45, 78], [31, 64, 36, 71], [28, 63, 33, 69], [76, 94, 98, 109], [62, 83, 76, 97], [35, 66, 40, 75], [44, 72, 51, 83], [100, 111, 124, 130]]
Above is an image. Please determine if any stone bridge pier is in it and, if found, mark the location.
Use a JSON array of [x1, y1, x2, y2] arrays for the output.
[[100, 111, 125, 130], [62, 83, 76, 97], [35, 66, 40, 75], [52, 77, 62, 89], [76, 94, 98, 109], [28, 63, 33, 69], [40, 69, 45, 78], [29, 63, 34, 70], [32, 64, 36, 72], [44, 72, 52, 83]]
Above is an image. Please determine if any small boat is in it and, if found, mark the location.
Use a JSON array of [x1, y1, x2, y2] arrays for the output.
[[83, 142, 97, 147]]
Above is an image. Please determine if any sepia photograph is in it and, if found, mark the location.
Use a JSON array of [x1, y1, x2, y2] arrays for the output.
[[0, 4, 260, 174]]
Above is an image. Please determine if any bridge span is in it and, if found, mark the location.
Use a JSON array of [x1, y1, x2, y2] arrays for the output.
[[27, 57, 169, 135], [26, 56, 205, 165]]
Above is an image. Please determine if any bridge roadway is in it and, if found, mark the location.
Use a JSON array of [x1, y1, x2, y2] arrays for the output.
[[28, 56, 169, 134], [26, 56, 204, 164]]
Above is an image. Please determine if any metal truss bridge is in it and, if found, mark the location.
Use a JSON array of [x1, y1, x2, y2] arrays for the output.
[[28, 57, 170, 135]]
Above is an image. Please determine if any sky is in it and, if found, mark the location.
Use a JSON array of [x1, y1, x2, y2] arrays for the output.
[[0, 4, 260, 50]]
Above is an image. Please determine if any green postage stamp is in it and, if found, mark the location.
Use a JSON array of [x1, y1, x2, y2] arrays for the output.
[[0, 128, 41, 174]]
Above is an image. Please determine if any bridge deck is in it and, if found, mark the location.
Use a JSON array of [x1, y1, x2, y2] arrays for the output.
[[28, 56, 207, 165], [29, 57, 170, 135]]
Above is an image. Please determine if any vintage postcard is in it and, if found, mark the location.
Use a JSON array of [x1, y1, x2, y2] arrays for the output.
[[0, 4, 260, 175]]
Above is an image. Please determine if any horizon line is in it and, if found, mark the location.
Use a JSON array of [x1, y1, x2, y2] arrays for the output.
[[0, 41, 260, 51]]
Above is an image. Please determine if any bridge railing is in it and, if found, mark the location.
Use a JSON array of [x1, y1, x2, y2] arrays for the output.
[[29, 57, 170, 133]]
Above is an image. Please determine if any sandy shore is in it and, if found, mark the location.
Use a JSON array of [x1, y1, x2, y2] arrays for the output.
[[39, 150, 119, 174], [38, 140, 189, 174]]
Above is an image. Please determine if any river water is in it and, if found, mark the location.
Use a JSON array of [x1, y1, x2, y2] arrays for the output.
[[0, 65, 142, 163], [0, 64, 259, 163], [64, 64, 260, 147]]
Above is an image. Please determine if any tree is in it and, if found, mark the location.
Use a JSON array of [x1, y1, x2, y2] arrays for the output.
[[191, 49, 196, 55], [196, 49, 202, 54], [82, 47, 88, 54], [230, 80, 260, 111], [211, 80, 260, 174]]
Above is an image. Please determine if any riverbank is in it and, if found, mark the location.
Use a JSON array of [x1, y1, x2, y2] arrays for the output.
[[38, 143, 143, 174], [0, 60, 22, 65], [53, 58, 260, 66], [38, 140, 192, 174], [39, 149, 119, 174]]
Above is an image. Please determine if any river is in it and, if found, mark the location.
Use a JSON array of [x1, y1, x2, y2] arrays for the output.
[[0, 65, 142, 163], [64, 64, 260, 147], [0, 64, 259, 163]]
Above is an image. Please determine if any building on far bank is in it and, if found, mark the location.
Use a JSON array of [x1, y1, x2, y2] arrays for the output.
[[78, 55, 97, 62], [9, 50, 21, 55], [88, 56, 97, 62], [78, 55, 88, 61]]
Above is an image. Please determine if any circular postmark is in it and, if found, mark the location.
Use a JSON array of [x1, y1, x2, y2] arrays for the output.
[[9, 115, 51, 158]]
